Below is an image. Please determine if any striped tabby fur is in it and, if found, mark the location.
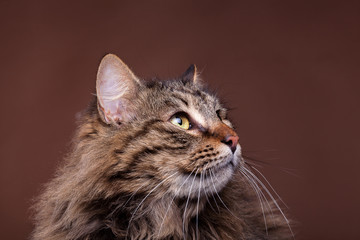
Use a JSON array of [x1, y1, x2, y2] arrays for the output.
[[32, 54, 293, 240]]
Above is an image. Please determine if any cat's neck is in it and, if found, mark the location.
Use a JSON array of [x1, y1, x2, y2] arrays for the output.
[[124, 193, 208, 239]]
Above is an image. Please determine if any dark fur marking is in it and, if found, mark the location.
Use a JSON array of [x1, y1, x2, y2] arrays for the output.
[[109, 170, 155, 181], [163, 99, 178, 108], [172, 94, 189, 106], [128, 119, 162, 141], [53, 201, 69, 222], [195, 90, 207, 101], [88, 130, 98, 135], [114, 149, 124, 154], [114, 119, 163, 155], [90, 228, 117, 240], [109, 169, 133, 181], [179, 167, 194, 175], [160, 129, 178, 135], [124, 145, 167, 176], [196, 155, 205, 160]]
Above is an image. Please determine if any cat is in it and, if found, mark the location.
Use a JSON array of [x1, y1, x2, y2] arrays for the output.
[[31, 54, 293, 240]]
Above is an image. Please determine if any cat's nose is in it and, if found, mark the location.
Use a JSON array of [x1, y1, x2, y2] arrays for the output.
[[222, 135, 239, 154], [211, 122, 239, 154]]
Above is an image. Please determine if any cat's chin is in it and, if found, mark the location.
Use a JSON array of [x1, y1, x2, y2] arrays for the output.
[[171, 146, 242, 199]]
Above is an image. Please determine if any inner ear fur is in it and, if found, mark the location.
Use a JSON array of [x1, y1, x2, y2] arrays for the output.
[[96, 54, 141, 125]]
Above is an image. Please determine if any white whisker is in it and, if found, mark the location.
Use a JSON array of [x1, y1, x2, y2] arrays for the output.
[[202, 171, 216, 212], [239, 168, 269, 234], [183, 168, 199, 240], [196, 171, 203, 240], [205, 169, 220, 213], [157, 168, 196, 237], [109, 181, 149, 217], [208, 169, 241, 221], [243, 166, 294, 238], [249, 165, 289, 209], [126, 172, 177, 239], [123, 181, 149, 208]]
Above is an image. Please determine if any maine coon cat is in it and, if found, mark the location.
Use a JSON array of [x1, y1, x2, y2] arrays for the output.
[[32, 54, 293, 240]]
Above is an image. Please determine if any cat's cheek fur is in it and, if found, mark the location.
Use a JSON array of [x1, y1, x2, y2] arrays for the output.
[[170, 144, 241, 198]]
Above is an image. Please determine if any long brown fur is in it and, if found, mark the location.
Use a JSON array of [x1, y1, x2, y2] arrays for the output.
[[31, 54, 293, 240]]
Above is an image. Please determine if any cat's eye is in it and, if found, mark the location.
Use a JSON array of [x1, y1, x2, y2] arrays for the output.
[[170, 114, 191, 130]]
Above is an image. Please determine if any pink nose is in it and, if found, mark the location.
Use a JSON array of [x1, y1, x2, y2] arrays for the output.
[[222, 135, 239, 153]]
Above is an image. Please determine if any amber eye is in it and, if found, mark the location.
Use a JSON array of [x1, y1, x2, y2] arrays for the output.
[[170, 114, 191, 130]]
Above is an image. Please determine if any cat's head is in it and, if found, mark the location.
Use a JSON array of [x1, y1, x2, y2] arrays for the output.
[[93, 54, 242, 198]]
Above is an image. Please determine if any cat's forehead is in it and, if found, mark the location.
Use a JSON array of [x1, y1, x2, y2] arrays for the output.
[[141, 79, 223, 122]]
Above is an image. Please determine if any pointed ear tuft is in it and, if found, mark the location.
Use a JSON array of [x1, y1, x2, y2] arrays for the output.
[[96, 54, 140, 125], [182, 64, 199, 83]]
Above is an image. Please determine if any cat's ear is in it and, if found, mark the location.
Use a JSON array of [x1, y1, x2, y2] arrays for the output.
[[182, 64, 199, 83], [96, 54, 140, 125]]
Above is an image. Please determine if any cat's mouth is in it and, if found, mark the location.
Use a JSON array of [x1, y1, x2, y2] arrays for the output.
[[172, 148, 241, 198], [202, 144, 241, 175], [208, 155, 236, 174]]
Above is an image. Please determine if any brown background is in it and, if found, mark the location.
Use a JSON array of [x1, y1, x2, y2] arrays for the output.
[[1, 1, 360, 239]]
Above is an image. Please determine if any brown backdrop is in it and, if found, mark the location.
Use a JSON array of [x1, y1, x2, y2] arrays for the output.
[[1, 1, 360, 239]]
